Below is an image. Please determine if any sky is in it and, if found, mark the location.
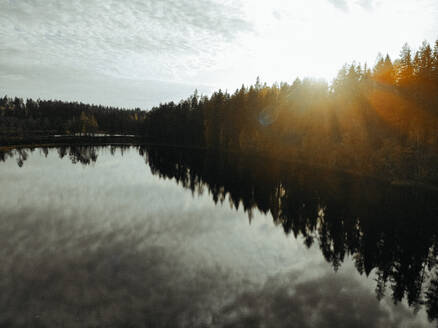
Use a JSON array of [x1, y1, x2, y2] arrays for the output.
[[1, 0, 437, 109]]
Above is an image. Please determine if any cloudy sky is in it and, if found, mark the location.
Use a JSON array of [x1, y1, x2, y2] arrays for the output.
[[1, 0, 437, 109]]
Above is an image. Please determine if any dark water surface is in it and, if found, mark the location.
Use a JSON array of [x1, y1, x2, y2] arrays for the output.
[[1, 145, 438, 327]]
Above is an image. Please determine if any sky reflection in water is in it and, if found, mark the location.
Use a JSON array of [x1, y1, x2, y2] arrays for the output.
[[0, 146, 434, 327]]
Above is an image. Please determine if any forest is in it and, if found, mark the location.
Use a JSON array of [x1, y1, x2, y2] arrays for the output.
[[0, 97, 146, 138], [145, 40, 438, 182], [2, 40, 438, 181]]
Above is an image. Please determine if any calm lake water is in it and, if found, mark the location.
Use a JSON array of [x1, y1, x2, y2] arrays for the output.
[[1, 145, 438, 327]]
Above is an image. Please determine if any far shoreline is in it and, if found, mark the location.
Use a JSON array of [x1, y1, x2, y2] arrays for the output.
[[0, 135, 144, 150], [2, 135, 438, 192]]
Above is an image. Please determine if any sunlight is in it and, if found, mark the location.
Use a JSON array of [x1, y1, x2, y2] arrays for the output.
[[367, 86, 438, 143], [226, 0, 438, 87]]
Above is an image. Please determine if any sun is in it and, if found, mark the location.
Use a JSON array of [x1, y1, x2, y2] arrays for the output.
[[222, 0, 438, 88]]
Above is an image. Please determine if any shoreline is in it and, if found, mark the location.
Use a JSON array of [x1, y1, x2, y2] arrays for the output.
[[0, 135, 144, 150], [2, 136, 438, 191]]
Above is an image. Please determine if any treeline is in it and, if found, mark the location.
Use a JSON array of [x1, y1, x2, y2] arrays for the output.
[[145, 40, 438, 181], [0, 97, 146, 137]]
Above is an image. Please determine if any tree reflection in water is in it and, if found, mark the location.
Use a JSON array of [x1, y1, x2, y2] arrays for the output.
[[2, 144, 438, 321]]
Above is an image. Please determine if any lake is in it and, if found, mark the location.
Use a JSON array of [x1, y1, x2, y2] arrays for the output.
[[0, 145, 437, 327]]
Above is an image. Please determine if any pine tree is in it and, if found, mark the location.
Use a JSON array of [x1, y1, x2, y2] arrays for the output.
[[397, 43, 414, 87]]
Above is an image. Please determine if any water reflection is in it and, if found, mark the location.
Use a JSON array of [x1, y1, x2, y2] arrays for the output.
[[0, 145, 437, 327], [141, 146, 438, 320]]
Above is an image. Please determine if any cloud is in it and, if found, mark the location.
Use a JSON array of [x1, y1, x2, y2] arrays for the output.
[[327, 0, 349, 12], [0, 0, 252, 106], [327, 0, 375, 12], [357, 0, 376, 11]]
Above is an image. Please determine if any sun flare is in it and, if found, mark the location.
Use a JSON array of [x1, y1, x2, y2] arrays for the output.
[[223, 0, 438, 88]]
